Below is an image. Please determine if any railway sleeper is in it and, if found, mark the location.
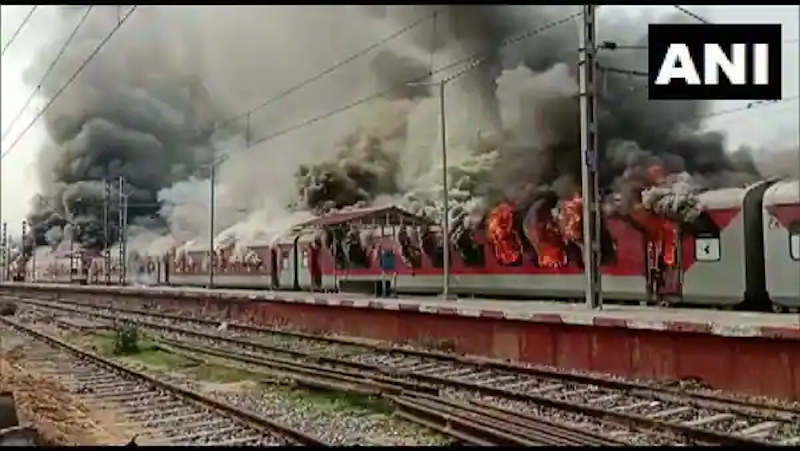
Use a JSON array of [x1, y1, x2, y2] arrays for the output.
[[77, 380, 141, 391], [164, 424, 239, 442], [416, 393, 621, 446], [114, 401, 186, 415], [480, 375, 519, 386], [526, 383, 566, 394], [558, 387, 598, 398], [89, 389, 157, 401], [400, 393, 611, 446], [681, 413, 736, 428], [204, 434, 273, 446], [86, 386, 148, 398], [120, 406, 194, 422], [457, 370, 495, 381], [112, 395, 174, 407], [388, 395, 540, 446], [648, 406, 692, 419], [736, 421, 780, 438], [498, 379, 539, 391], [587, 394, 622, 404], [393, 409, 494, 446], [437, 368, 479, 379], [117, 412, 209, 428]]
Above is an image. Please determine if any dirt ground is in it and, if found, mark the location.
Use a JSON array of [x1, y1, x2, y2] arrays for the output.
[[0, 343, 134, 445]]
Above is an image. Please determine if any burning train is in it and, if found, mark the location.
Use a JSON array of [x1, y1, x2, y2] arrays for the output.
[[20, 178, 799, 312]]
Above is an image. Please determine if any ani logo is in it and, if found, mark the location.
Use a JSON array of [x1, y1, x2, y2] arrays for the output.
[[648, 24, 781, 100]]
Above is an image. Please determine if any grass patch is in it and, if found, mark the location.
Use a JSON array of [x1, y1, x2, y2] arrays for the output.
[[91, 334, 195, 369], [182, 364, 261, 384], [285, 387, 394, 416]]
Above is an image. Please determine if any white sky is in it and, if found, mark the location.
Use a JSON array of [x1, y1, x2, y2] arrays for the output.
[[1, 5, 798, 234]]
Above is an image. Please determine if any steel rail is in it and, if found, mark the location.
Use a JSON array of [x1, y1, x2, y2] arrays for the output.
[[0, 316, 326, 447], [11, 293, 798, 421], [8, 296, 790, 446]]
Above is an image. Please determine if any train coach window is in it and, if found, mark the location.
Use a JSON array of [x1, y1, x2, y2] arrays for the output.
[[790, 232, 800, 261], [694, 236, 721, 262], [282, 257, 289, 270]]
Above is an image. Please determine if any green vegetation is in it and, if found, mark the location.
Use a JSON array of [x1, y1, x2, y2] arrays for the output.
[[112, 325, 140, 355], [183, 362, 262, 383], [285, 386, 394, 416], [93, 333, 194, 368], [0, 301, 16, 316]]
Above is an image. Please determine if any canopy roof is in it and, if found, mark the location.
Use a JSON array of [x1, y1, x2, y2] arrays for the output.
[[294, 205, 435, 230]]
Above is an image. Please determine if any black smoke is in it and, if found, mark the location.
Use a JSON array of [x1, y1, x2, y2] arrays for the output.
[[296, 5, 763, 217], [25, 7, 230, 251]]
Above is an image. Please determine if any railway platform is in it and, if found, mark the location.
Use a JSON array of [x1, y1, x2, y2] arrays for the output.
[[2, 282, 799, 401]]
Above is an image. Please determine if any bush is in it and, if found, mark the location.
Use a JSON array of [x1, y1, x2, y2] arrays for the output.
[[0, 302, 16, 316], [112, 325, 140, 355]]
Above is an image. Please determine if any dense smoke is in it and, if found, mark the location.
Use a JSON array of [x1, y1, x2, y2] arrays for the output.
[[20, 5, 790, 264], [25, 6, 229, 253], [290, 5, 766, 243]]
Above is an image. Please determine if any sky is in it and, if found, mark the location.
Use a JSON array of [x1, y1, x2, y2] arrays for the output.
[[1, 4, 798, 235]]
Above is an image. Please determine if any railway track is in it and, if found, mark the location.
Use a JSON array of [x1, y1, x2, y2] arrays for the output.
[[0, 316, 324, 447], [9, 304, 622, 446], [9, 294, 800, 446]]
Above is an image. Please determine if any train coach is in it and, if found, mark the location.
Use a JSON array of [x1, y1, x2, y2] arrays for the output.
[[27, 179, 799, 311], [762, 180, 800, 312]]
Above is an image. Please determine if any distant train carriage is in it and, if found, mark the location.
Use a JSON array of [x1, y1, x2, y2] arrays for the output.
[[17, 179, 799, 312], [762, 180, 800, 311]]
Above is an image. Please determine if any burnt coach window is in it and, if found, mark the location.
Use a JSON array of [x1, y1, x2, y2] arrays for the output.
[[695, 234, 721, 262], [790, 229, 800, 261]]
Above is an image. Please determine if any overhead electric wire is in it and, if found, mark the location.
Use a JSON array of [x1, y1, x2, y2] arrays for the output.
[[1, 6, 138, 161], [1, 6, 94, 143], [206, 9, 441, 134], [1, 5, 37, 57], [673, 5, 710, 24], [237, 9, 584, 157], [695, 96, 798, 121], [599, 36, 798, 51]]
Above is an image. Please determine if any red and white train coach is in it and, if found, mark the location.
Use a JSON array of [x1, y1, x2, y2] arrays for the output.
[[762, 180, 800, 311], [117, 179, 800, 310]]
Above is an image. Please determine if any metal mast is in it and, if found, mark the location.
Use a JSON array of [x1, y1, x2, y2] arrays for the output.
[[118, 177, 127, 285], [21, 220, 27, 280], [1, 222, 6, 282], [104, 178, 111, 285], [439, 80, 451, 299], [579, 5, 602, 309], [209, 163, 216, 289]]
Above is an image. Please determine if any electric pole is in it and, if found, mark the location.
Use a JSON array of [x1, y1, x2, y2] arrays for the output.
[[439, 80, 451, 300], [579, 5, 603, 309], [118, 177, 127, 286], [209, 163, 216, 289], [205, 154, 228, 290], [1, 222, 6, 282], [104, 178, 111, 285], [21, 220, 27, 281]]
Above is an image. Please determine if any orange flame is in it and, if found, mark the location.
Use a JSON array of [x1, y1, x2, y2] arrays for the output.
[[487, 203, 522, 265], [558, 193, 583, 243], [630, 207, 677, 267], [532, 219, 567, 268]]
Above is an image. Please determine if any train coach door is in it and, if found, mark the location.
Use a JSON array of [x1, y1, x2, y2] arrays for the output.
[[270, 249, 279, 289], [645, 224, 683, 305]]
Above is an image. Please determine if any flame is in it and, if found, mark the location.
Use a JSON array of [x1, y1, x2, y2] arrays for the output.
[[558, 193, 583, 243], [532, 218, 567, 268], [630, 207, 677, 267], [487, 203, 522, 265]]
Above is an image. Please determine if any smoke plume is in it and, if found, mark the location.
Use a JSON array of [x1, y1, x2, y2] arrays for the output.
[[21, 5, 788, 265]]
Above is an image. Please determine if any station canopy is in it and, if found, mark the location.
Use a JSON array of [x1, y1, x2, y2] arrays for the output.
[[294, 205, 436, 231]]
